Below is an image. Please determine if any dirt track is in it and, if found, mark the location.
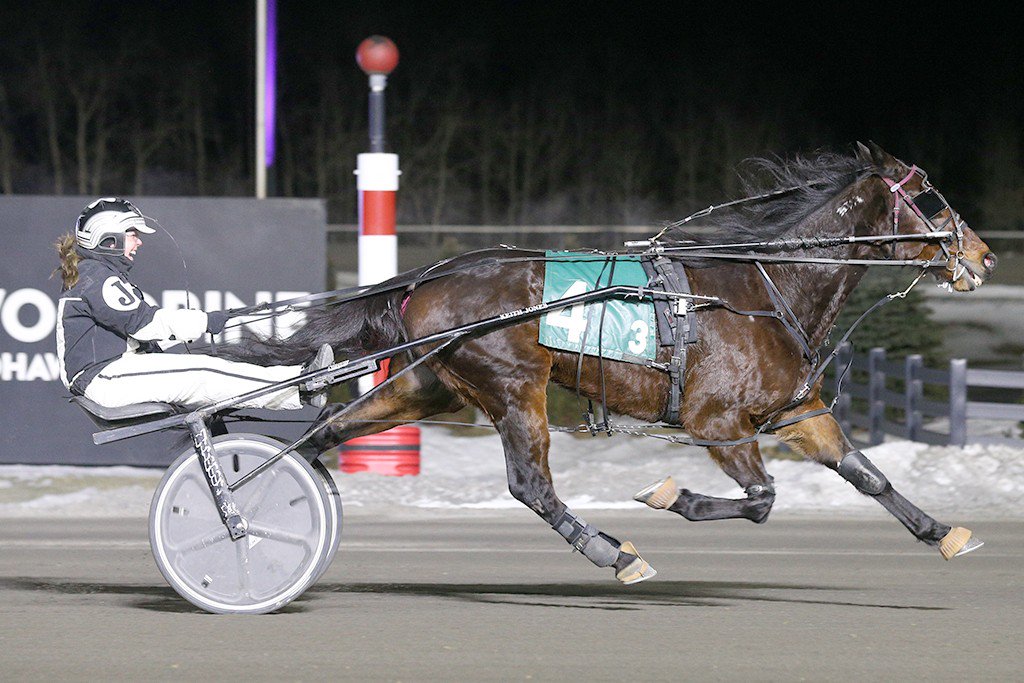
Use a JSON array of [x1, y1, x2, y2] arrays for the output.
[[1, 511, 1021, 680]]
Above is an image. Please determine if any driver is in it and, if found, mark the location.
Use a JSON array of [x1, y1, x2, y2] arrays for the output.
[[53, 197, 333, 410]]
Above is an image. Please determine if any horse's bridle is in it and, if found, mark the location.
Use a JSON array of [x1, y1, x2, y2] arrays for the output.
[[880, 164, 966, 279]]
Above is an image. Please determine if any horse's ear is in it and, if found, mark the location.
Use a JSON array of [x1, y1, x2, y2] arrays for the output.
[[865, 141, 896, 168], [855, 141, 873, 163]]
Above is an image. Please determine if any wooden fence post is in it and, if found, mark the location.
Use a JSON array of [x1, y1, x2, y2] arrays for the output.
[[834, 342, 853, 434], [905, 354, 923, 441], [949, 358, 968, 447], [868, 347, 886, 446]]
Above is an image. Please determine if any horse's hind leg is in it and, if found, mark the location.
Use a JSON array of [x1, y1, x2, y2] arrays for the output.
[[773, 402, 982, 560], [635, 441, 777, 523], [306, 358, 465, 452], [460, 355, 655, 584]]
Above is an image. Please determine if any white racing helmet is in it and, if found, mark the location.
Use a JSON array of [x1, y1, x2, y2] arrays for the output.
[[75, 197, 155, 255]]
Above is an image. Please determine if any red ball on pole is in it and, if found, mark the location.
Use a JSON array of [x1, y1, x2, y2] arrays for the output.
[[356, 36, 400, 76]]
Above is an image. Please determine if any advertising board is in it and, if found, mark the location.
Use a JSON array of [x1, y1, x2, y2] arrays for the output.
[[0, 196, 327, 465]]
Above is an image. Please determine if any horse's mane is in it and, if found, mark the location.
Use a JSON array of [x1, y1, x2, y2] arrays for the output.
[[664, 151, 875, 249]]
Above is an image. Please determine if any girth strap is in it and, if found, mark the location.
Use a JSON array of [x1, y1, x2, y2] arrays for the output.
[[643, 257, 697, 425]]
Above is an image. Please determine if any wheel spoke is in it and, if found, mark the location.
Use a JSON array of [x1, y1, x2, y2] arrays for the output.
[[167, 525, 231, 554], [235, 535, 253, 597], [247, 523, 316, 550], [238, 468, 282, 522]]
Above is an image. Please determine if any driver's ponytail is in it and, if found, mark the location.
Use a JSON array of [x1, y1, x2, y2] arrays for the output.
[[52, 233, 80, 290]]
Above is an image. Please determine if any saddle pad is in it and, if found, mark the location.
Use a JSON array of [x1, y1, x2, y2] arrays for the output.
[[538, 252, 656, 364]]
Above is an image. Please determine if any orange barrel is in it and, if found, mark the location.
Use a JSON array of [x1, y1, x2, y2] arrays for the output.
[[339, 425, 421, 476]]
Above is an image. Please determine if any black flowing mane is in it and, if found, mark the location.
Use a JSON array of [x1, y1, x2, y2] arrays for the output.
[[665, 151, 874, 247]]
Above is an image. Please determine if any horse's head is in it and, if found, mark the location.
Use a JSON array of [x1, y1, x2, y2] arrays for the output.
[[856, 141, 996, 292]]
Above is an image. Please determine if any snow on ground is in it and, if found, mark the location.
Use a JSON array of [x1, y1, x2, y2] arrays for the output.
[[1, 426, 1023, 519]]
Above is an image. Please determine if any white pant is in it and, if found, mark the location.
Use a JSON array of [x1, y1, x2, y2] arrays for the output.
[[84, 352, 303, 410]]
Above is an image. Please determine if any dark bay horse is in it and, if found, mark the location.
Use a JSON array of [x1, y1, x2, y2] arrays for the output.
[[234, 143, 996, 583]]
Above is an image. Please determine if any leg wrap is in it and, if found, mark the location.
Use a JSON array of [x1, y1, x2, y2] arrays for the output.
[[551, 509, 619, 568], [838, 451, 888, 495]]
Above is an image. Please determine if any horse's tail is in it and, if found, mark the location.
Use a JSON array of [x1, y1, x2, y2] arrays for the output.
[[216, 286, 408, 367]]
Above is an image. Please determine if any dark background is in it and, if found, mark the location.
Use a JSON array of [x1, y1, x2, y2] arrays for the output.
[[1, 2, 1021, 229]]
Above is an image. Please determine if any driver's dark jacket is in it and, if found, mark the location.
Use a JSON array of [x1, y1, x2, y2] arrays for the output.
[[56, 252, 162, 394]]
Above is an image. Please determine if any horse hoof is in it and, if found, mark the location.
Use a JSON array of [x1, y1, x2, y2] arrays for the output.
[[939, 527, 984, 560], [615, 541, 657, 585], [633, 477, 679, 509]]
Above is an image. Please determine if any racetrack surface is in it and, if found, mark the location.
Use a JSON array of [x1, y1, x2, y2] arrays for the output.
[[0, 511, 1021, 681]]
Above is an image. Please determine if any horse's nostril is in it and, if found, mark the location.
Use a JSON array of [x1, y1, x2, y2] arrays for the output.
[[983, 252, 997, 272]]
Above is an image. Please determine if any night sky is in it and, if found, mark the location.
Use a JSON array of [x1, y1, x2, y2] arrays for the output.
[[6, 2, 1018, 138], [2, 2, 1021, 217]]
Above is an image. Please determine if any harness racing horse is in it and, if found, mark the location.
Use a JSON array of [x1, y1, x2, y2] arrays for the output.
[[231, 142, 996, 583]]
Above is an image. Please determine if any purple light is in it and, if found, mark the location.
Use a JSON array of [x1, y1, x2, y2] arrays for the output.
[[265, 0, 277, 167]]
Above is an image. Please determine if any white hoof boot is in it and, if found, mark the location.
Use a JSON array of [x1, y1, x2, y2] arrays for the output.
[[939, 527, 984, 560], [615, 541, 657, 585], [633, 477, 679, 510]]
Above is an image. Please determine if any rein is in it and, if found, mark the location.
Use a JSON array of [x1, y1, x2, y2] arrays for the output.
[[212, 163, 965, 450], [219, 231, 952, 332]]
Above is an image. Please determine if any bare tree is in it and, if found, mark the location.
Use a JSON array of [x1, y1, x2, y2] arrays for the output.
[[90, 102, 112, 195], [175, 61, 212, 195], [126, 76, 185, 195], [31, 45, 65, 193], [427, 110, 461, 225], [477, 117, 495, 224], [663, 104, 705, 214], [710, 106, 781, 199], [284, 68, 363, 211], [63, 53, 111, 194], [493, 96, 573, 224]]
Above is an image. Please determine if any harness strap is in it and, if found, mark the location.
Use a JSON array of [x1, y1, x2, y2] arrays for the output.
[[756, 262, 816, 363], [595, 258, 617, 434], [648, 256, 696, 425], [765, 406, 832, 431], [574, 257, 614, 435], [609, 403, 833, 449]]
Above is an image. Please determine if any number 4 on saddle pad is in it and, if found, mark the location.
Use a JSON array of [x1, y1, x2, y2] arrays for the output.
[[538, 251, 656, 364]]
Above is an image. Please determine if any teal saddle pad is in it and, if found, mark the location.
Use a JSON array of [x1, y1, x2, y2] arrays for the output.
[[538, 251, 655, 364]]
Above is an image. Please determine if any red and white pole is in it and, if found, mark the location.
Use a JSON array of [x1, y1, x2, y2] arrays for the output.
[[342, 36, 421, 476], [356, 152, 399, 392], [355, 36, 400, 392]]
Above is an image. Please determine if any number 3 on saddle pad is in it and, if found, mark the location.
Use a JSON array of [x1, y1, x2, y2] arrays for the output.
[[538, 251, 656, 364]]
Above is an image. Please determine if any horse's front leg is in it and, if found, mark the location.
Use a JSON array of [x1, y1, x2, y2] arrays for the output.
[[773, 400, 982, 559], [634, 440, 776, 523]]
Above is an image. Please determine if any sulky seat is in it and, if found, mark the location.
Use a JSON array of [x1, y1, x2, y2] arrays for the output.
[[69, 395, 179, 430]]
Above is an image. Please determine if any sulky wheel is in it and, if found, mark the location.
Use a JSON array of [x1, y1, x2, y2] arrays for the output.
[[149, 434, 331, 614], [274, 441, 343, 582], [309, 458, 343, 581], [257, 441, 343, 583]]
